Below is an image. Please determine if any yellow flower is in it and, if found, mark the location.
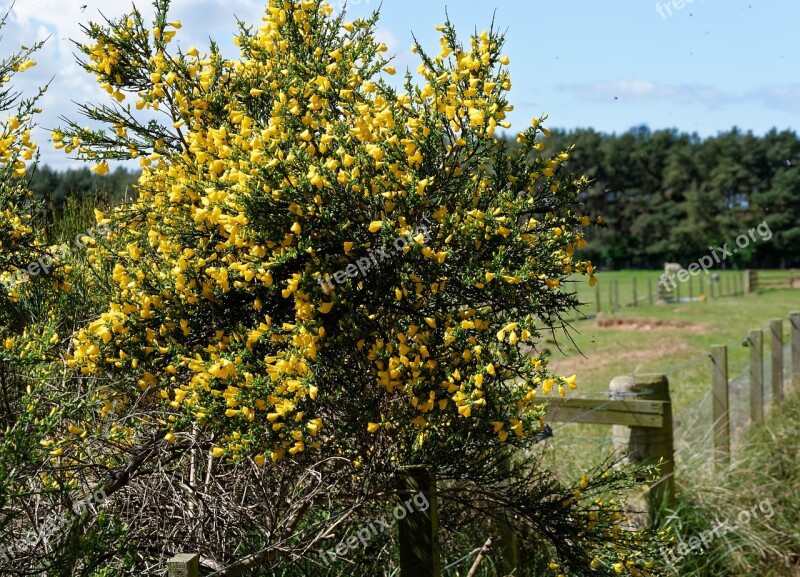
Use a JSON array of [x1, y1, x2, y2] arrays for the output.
[[91, 161, 110, 176], [211, 447, 225, 458], [565, 374, 577, 389], [368, 220, 383, 233], [367, 422, 381, 433]]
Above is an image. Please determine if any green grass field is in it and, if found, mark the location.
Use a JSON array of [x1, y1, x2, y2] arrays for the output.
[[539, 270, 800, 486]]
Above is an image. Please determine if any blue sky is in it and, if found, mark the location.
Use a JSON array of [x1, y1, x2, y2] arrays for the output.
[[3, 0, 798, 168]]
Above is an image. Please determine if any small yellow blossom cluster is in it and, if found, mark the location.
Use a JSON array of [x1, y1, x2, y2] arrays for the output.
[[0, 41, 47, 303]]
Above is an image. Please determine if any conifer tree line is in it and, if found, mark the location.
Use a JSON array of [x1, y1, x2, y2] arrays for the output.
[[35, 125, 800, 271], [526, 126, 800, 269]]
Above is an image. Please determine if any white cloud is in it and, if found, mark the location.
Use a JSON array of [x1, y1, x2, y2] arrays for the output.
[[559, 79, 734, 106], [560, 79, 800, 115], [747, 85, 800, 113]]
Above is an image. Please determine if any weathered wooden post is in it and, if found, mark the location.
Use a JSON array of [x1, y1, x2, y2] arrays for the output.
[[711, 345, 730, 469], [632, 277, 638, 307], [770, 319, 784, 407], [610, 374, 674, 519], [397, 466, 441, 577], [744, 270, 758, 294], [595, 284, 601, 315], [791, 312, 800, 389], [648, 278, 653, 305], [497, 451, 520, 577], [168, 554, 199, 577], [746, 329, 764, 425]]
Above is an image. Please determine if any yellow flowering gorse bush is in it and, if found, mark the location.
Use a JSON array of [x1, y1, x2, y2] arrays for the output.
[[0, 2, 675, 576], [53, 0, 599, 466]]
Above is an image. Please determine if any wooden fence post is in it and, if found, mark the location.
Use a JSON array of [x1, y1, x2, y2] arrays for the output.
[[398, 466, 441, 577], [596, 284, 601, 315], [632, 277, 638, 307], [745, 270, 758, 294], [791, 312, 800, 389], [609, 280, 615, 311], [168, 554, 199, 577], [676, 278, 681, 302], [648, 278, 653, 305], [711, 345, 730, 469], [699, 275, 705, 299], [770, 319, 784, 407], [610, 374, 674, 517], [497, 451, 520, 577], [688, 275, 693, 301], [614, 280, 620, 311], [747, 330, 764, 425]]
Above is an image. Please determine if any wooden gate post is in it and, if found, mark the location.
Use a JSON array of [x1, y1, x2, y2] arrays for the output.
[[770, 319, 784, 407], [595, 284, 601, 314], [497, 451, 520, 577], [745, 270, 758, 294], [609, 374, 674, 518], [747, 329, 764, 425], [397, 466, 441, 577], [711, 345, 730, 469], [791, 312, 800, 389], [168, 554, 199, 577]]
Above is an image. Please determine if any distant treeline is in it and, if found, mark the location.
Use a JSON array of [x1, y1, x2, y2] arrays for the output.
[[535, 126, 800, 269], [27, 165, 139, 213], [30, 126, 800, 270]]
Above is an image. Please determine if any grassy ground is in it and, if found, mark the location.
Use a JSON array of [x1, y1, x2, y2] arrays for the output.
[[539, 271, 800, 483], [532, 270, 800, 575]]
